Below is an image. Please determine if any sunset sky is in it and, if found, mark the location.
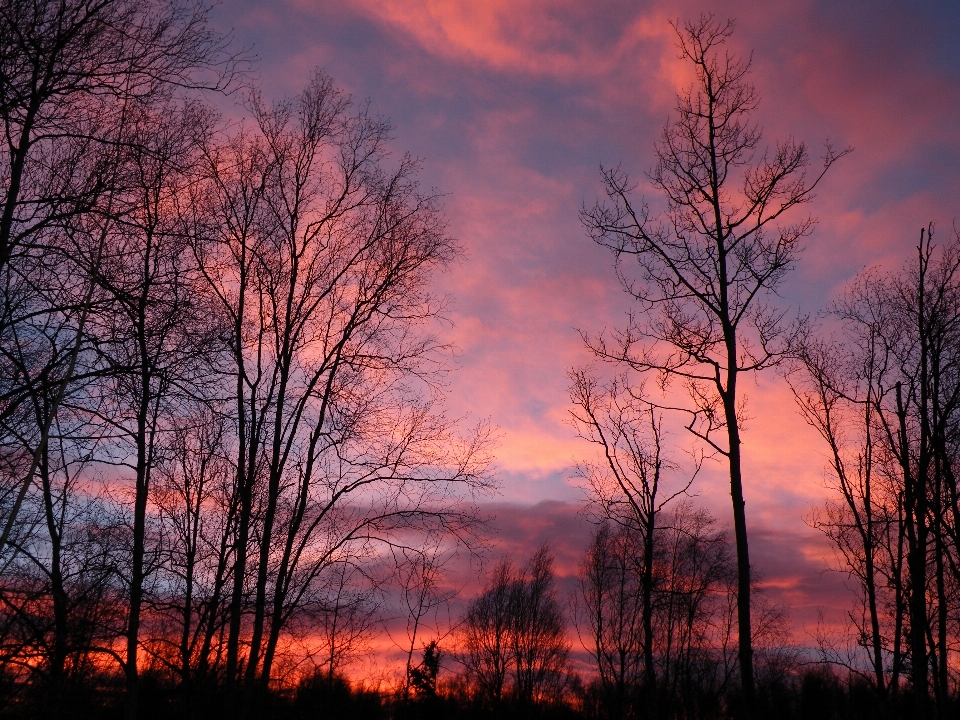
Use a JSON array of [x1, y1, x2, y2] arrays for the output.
[[211, 0, 960, 661]]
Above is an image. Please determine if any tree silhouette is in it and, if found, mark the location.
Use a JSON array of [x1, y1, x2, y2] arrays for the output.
[[581, 14, 846, 712], [794, 227, 960, 718]]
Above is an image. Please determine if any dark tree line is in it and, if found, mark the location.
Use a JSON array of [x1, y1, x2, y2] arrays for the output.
[[791, 227, 960, 719], [3, 4, 959, 720], [0, 2, 492, 718]]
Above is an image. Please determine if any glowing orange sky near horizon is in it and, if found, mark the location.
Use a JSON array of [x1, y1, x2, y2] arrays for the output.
[[213, 0, 960, 675]]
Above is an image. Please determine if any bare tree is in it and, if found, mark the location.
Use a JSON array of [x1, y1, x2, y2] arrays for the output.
[[145, 402, 234, 695], [654, 502, 740, 717], [312, 559, 381, 684], [575, 522, 645, 719], [576, 502, 740, 719], [569, 368, 697, 705], [0, 21, 239, 709], [794, 228, 960, 718], [509, 545, 569, 707], [191, 70, 492, 696], [789, 294, 906, 698], [891, 229, 960, 715], [580, 15, 846, 709], [460, 558, 513, 706], [0, 0, 238, 269], [85, 98, 217, 720], [391, 540, 458, 700], [0, 0, 240, 551], [0, 399, 119, 715], [460, 546, 569, 708]]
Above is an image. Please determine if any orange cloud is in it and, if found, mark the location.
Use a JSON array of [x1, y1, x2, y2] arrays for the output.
[[349, 1, 664, 74], [218, 0, 960, 659]]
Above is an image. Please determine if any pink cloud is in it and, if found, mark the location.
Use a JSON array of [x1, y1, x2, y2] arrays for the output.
[[213, 0, 960, 664], [347, 0, 680, 85]]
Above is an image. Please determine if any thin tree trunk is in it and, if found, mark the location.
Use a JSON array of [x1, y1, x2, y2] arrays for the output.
[[641, 509, 656, 697], [862, 380, 886, 696], [891, 489, 906, 696], [897, 381, 928, 720], [0, 93, 40, 273], [709, 64, 754, 704], [124, 390, 150, 720], [225, 269, 252, 687], [724, 365, 754, 709], [930, 340, 950, 713], [39, 437, 68, 709]]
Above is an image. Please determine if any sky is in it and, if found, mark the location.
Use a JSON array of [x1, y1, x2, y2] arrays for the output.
[[209, 0, 960, 665]]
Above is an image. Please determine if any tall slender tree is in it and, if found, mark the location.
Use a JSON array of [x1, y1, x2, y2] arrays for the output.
[[581, 15, 846, 711]]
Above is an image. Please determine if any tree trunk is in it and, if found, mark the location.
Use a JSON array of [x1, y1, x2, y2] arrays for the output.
[[125, 403, 149, 720], [641, 509, 656, 697], [862, 392, 886, 697], [726, 403, 754, 710], [723, 354, 754, 711], [226, 307, 254, 688], [897, 381, 928, 720], [39, 441, 68, 711]]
